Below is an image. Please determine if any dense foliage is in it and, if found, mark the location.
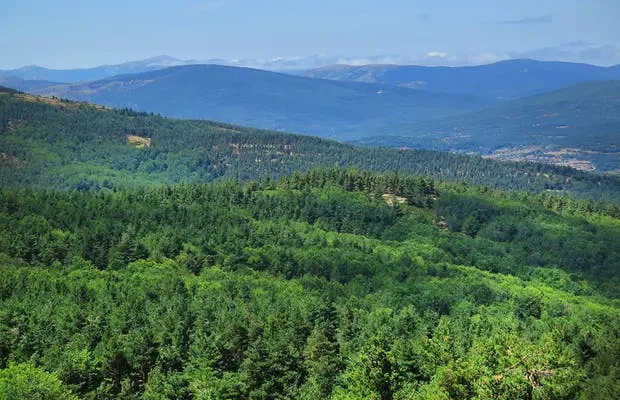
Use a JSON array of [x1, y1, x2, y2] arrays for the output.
[[2, 87, 619, 203], [1, 88, 619, 399], [0, 169, 619, 399]]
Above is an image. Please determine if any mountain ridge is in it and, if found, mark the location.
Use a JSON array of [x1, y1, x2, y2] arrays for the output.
[[24, 64, 493, 140], [300, 59, 620, 98], [4, 56, 620, 93]]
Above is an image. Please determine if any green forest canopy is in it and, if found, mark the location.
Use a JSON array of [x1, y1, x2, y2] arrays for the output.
[[1, 88, 620, 399], [0, 169, 619, 399]]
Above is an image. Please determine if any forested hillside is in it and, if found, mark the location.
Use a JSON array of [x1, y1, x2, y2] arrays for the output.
[[0, 169, 619, 399], [2, 87, 619, 203]]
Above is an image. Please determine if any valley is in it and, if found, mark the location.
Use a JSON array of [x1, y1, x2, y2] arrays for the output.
[[354, 80, 620, 172]]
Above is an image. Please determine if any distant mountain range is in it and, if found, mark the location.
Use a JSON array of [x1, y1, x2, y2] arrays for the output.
[[4, 56, 619, 99], [2, 57, 619, 172], [3, 54, 619, 86], [0, 54, 396, 82], [300, 59, 620, 98], [28, 64, 492, 139], [0, 55, 195, 83], [355, 80, 620, 172]]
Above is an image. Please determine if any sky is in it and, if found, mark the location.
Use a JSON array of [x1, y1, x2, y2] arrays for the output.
[[1, 0, 619, 69]]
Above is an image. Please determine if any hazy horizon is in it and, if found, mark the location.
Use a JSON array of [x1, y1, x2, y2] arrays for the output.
[[2, 50, 620, 73], [1, 0, 619, 69]]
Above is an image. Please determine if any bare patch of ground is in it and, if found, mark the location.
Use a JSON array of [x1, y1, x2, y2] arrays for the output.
[[126, 135, 152, 148], [382, 193, 407, 206], [0, 152, 20, 166]]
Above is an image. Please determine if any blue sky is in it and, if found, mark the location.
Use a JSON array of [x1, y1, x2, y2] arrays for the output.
[[1, 0, 619, 68]]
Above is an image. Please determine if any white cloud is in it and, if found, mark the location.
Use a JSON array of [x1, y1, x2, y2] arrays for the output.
[[185, 42, 620, 72], [424, 51, 448, 58]]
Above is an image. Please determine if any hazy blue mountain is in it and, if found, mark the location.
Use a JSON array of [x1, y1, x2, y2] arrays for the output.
[[29, 64, 493, 140], [7, 56, 619, 92], [0, 55, 194, 82], [0, 54, 427, 83], [354, 81, 620, 172], [301, 59, 620, 98], [0, 55, 349, 83]]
